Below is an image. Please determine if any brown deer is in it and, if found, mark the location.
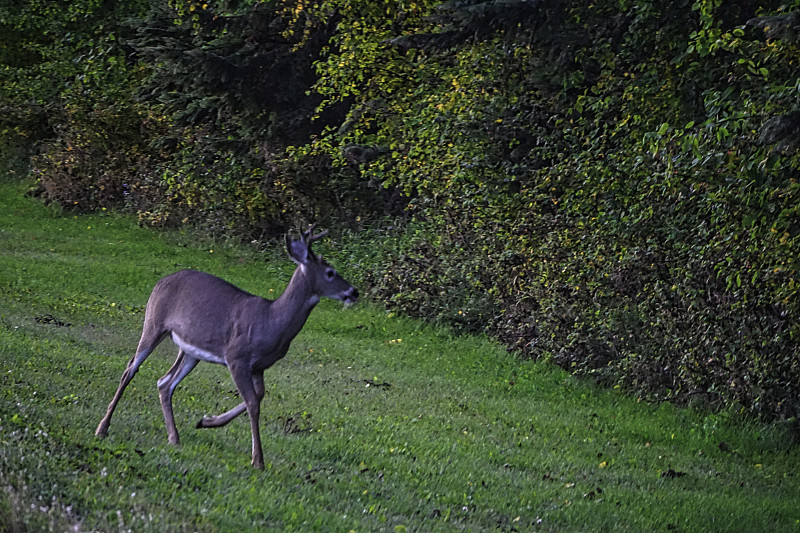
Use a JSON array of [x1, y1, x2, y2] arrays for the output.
[[95, 226, 358, 468]]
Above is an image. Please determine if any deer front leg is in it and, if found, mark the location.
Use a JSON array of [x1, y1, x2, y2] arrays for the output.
[[196, 372, 265, 428], [196, 402, 248, 428], [157, 350, 199, 445], [228, 365, 266, 469]]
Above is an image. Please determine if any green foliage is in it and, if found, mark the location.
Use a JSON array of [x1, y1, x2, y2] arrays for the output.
[[3, 0, 800, 423], [0, 0, 157, 205], [303, 0, 800, 423], [122, 1, 394, 234]]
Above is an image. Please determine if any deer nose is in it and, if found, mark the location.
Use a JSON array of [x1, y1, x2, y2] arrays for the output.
[[345, 286, 359, 303]]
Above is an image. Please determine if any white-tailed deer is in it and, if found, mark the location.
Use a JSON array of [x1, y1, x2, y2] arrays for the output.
[[95, 226, 358, 468]]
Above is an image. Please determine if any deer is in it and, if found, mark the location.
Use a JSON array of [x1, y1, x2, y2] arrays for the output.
[[95, 226, 358, 469]]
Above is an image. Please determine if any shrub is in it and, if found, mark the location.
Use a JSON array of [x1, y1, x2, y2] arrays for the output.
[[304, 0, 800, 424]]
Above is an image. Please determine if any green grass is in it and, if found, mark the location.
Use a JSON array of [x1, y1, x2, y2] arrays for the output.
[[1, 179, 799, 532]]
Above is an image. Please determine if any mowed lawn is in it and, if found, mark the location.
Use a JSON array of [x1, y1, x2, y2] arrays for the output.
[[1, 180, 799, 532]]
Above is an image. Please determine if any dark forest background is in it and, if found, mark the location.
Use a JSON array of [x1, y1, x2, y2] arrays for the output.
[[2, 0, 799, 426]]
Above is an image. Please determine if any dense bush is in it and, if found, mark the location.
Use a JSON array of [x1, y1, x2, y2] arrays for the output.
[[305, 0, 800, 423], [0, 0, 157, 208], [2, 0, 799, 424]]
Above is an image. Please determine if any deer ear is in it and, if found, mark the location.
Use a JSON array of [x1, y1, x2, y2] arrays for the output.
[[286, 234, 309, 265]]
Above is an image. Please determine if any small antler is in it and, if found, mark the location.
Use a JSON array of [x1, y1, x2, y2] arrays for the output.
[[302, 223, 328, 244]]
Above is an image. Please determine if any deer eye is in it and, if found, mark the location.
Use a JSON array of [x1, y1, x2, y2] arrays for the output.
[[326, 268, 336, 280]]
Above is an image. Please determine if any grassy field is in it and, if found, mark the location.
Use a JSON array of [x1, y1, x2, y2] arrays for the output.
[[1, 179, 799, 532]]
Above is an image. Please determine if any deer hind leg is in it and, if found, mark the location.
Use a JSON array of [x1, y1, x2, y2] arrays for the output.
[[157, 349, 199, 445], [196, 371, 265, 430], [95, 330, 168, 438]]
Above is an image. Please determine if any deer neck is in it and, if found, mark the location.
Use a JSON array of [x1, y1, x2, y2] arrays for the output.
[[270, 265, 319, 338]]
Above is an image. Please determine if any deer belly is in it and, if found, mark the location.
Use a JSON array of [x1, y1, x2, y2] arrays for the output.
[[171, 332, 227, 366]]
